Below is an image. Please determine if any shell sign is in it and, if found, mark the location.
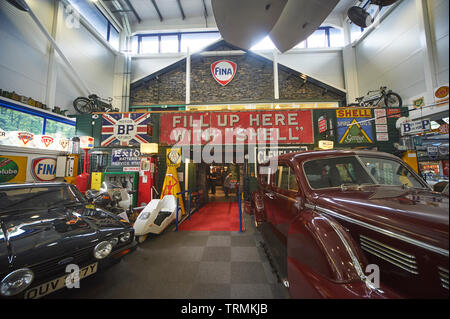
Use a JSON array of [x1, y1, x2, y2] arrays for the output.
[[31, 157, 57, 182], [211, 60, 237, 86]]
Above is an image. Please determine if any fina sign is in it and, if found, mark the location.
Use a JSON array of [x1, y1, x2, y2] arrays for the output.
[[31, 157, 57, 182], [211, 60, 237, 86]]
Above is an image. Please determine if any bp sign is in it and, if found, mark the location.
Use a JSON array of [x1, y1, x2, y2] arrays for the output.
[[211, 60, 237, 86]]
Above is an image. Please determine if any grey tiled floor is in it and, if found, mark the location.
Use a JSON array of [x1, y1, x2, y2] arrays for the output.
[[49, 210, 290, 299]]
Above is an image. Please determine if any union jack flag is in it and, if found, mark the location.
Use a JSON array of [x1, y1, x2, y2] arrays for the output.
[[101, 113, 152, 147]]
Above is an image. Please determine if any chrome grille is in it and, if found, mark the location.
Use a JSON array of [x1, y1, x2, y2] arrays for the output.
[[438, 267, 449, 290], [30, 246, 93, 279], [360, 235, 418, 274]]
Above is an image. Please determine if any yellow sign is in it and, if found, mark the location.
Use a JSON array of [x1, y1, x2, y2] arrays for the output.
[[0, 155, 27, 183], [318, 140, 334, 150], [161, 166, 185, 215], [336, 109, 372, 118], [166, 148, 182, 168], [435, 86, 449, 99]]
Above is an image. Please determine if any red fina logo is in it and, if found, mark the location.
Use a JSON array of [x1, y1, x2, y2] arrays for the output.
[[211, 60, 237, 86]]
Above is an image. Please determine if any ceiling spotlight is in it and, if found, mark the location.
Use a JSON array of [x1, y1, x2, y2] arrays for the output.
[[347, 0, 399, 28]]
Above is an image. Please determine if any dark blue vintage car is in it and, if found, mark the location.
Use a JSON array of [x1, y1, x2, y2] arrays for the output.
[[0, 182, 137, 299]]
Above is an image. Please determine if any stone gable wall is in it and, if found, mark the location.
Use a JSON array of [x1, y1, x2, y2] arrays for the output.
[[130, 44, 344, 105]]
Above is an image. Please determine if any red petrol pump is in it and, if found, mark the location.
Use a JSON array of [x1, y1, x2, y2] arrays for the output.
[[75, 136, 94, 193], [138, 143, 159, 206]]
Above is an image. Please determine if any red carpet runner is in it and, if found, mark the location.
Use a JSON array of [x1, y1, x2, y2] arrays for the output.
[[178, 202, 240, 231]]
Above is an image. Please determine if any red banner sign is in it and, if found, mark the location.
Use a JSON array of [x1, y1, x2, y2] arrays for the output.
[[160, 110, 314, 145]]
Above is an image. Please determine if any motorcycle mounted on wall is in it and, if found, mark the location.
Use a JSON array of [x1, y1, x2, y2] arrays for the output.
[[73, 94, 119, 114], [347, 0, 399, 28], [349, 86, 402, 108]]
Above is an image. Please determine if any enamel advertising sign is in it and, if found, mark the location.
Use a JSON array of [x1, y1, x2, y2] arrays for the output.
[[160, 110, 314, 145], [0, 156, 27, 183], [211, 60, 237, 86], [101, 113, 152, 147], [41, 136, 54, 148], [17, 131, 34, 146], [336, 109, 374, 144], [31, 157, 57, 182]]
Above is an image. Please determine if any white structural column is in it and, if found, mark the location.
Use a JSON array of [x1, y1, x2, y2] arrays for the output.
[[45, 0, 60, 109], [342, 21, 359, 105], [112, 31, 131, 112], [273, 49, 279, 100], [415, 0, 438, 104], [186, 47, 191, 105]]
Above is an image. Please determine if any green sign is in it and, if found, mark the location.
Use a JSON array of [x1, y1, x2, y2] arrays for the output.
[[0, 157, 19, 183]]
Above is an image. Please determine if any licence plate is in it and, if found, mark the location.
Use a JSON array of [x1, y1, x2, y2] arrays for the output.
[[24, 262, 98, 299]]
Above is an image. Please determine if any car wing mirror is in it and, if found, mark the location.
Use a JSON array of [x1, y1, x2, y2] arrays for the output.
[[294, 197, 305, 210]]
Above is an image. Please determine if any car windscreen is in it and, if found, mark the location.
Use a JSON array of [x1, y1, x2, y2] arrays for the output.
[[0, 185, 85, 212], [359, 156, 427, 189], [303, 156, 375, 189]]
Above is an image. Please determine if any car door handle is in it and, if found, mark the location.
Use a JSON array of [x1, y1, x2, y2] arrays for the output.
[[265, 192, 275, 200]]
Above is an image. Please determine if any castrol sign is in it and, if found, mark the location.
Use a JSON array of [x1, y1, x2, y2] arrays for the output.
[[211, 60, 237, 86], [32, 157, 57, 182]]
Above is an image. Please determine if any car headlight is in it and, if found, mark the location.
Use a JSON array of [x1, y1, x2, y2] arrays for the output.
[[93, 241, 113, 259], [0, 268, 34, 297], [139, 211, 150, 220], [109, 237, 119, 246], [119, 232, 131, 242]]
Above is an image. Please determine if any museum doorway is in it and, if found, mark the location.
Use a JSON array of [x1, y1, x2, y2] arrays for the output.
[[179, 155, 244, 231]]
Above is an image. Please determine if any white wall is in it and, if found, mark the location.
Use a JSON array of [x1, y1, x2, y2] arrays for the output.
[[272, 49, 345, 90], [352, 0, 449, 120], [354, 0, 426, 106], [0, 0, 54, 105], [428, 0, 449, 87], [54, 3, 116, 111], [0, 0, 118, 113], [131, 55, 185, 84]]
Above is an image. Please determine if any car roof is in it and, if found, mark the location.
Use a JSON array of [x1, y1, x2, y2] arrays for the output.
[[0, 182, 69, 189], [264, 149, 400, 164]]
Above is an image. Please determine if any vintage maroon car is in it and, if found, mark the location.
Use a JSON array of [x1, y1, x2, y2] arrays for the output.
[[252, 150, 449, 299]]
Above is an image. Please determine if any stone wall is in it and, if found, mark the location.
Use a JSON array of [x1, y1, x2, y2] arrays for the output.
[[130, 43, 344, 105], [131, 63, 186, 105]]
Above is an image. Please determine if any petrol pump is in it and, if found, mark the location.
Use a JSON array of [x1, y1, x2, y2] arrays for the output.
[[138, 143, 159, 206], [75, 136, 94, 193], [90, 151, 109, 190], [64, 137, 81, 185]]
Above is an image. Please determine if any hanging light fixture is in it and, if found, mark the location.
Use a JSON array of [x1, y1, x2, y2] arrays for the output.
[[347, 0, 399, 28]]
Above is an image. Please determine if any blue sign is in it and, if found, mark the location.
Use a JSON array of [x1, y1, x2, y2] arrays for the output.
[[111, 148, 141, 167], [101, 113, 152, 147], [337, 118, 374, 144]]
